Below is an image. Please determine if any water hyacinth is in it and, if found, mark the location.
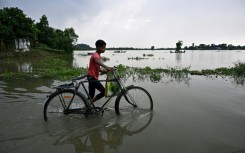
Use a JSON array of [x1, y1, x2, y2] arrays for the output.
[[1, 58, 244, 84]]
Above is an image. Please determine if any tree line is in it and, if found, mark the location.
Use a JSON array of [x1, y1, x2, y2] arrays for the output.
[[74, 44, 155, 51], [75, 43, 245, 51], [0, 7, 78, 53], [183, 43, 245, 50]]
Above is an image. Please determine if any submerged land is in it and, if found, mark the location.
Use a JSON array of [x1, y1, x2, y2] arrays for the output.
[[1, 50, 244, 85]]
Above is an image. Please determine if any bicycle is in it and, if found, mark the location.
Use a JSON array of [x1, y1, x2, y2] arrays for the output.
[[43, 67, 153, 121]]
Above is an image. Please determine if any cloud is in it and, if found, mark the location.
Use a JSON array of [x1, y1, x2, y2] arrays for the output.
[[1, 0, 245, 47], [72, 0, 150, 47]]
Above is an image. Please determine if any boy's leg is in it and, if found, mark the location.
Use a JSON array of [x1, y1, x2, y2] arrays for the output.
[[92, 81, 105, 102], [88, 79, 96, 99]]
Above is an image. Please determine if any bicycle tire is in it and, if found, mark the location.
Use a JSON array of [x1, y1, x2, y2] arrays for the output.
[[43, 89, 88, 121], [115, 86, 153, 116]]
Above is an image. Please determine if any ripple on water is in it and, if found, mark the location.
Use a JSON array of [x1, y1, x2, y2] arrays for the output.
[[14, 88, 27, 92]]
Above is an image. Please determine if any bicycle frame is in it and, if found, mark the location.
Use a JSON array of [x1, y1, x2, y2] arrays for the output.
[[80, 78, 119, 109], [65, 72, 132, 112]]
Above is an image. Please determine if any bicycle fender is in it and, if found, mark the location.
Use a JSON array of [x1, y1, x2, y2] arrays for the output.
[[42, 97, 49, 108]]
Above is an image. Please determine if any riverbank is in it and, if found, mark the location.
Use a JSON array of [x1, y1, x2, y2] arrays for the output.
[[0, 49, 76, 79], [0, 48, 67, 59]]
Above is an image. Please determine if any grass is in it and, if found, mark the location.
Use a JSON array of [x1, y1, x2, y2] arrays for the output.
[[1, 60, 86, 80], [188, 62, 245, 78], [0, 48, 67, 59]]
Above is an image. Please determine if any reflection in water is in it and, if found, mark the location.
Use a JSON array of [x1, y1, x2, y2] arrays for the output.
[[54, 112, 153, 153], [129, 73, 191, 85], [232, 76, 245, 86], [207, 75, 245, 86], [0, 55, 74, 74], [17, 62, 32, 72], [0, 59, 33, 74], [175, 53, 182, 63], [120, 67, 191, 85]]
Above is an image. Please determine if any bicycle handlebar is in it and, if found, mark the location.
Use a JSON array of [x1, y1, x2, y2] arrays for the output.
[[71, 66, 119, 82]]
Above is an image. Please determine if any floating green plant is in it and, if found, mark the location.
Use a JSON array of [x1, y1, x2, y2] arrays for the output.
[[143, 54, 154, 57], [128, 57, 148, 60], [1, 57, 244, 85]]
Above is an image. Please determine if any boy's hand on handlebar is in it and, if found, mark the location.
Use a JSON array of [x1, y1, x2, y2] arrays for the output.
[[100, 69, 108, 75], [100, 67, 114, 75], [107, 67, 115, 72]]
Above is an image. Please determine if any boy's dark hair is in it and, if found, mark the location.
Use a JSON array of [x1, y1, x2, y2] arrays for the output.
[[95, 39, 106, 48]]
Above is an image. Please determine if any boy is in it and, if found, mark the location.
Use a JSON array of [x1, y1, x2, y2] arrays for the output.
[[87, 40, 114, 103]]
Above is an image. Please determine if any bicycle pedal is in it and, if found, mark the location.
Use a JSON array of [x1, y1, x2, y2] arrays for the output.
[[103, 108, 110, 111]]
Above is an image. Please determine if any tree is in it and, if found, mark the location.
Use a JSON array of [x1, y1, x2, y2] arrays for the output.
[[35, 16, 79, 52], [36, 15, 53, 46], [151, 46, 154, 50], [176, 40, 183, 52], [0, 7, 35, 51], [219, 43, 227, 50], [199, 44, 206, 50], [75, 43, 92, 50], [1, 7, 79, 53], [63, 28, 78, 52]]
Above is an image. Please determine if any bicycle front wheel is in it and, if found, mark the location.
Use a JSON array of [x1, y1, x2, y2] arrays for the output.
[[43, 89, 87, 121], [115, 86, 153, 116]]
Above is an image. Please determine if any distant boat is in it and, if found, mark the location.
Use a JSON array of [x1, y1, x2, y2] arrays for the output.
[[170, 50, 186, 53], [113, 50, 126, 53]]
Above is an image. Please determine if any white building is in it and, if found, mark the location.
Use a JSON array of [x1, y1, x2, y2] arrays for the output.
[[15, 39, 30, 52]]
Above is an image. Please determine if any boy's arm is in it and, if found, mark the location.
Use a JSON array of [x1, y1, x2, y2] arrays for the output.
[[94, 58, 113, 72]]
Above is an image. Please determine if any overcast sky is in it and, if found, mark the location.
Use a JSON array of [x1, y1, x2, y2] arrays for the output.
[[1, 0, 245, 48]]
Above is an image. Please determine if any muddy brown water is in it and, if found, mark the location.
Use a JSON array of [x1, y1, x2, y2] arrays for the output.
[[0, 75, 245, 153]]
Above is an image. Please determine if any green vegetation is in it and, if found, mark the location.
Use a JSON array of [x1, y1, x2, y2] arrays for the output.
[[75, 44, 93, 50], [189, 62, 245, 78], [0, 7, 78, 53], [128, 57, 148, 60], [1, 7, 242, 53], [127, 54, 154, 60], [184, 43, 245, 50], [1, 56, 244, 85], [1, 58, 86, 80], [143, 54, 154, 57], [74, 43, 245, 51], [0, 48, 67, 59], [176, 41, 183, 52]]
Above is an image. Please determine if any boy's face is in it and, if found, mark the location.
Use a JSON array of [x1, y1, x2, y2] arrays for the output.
[[98, 45, 106, 53]]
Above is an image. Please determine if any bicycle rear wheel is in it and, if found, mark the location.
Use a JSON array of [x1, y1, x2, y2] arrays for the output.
[[115, 86, 153, 116], [43, 89, 87, 121]]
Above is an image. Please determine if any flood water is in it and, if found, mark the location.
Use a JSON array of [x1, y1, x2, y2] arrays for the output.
[[73, 50, 245, 70], [0, 50, 245, 153]]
